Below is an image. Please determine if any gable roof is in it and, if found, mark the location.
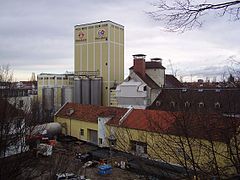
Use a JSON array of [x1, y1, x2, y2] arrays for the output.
[[55, 102, 128, 124], [165, 75, 183, 88]]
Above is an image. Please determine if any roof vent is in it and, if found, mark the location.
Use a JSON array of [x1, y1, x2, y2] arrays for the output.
[[66, 108, 74, 116]]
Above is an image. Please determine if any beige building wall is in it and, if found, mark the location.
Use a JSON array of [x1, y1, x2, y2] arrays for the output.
[[74, 21, 124, 106]]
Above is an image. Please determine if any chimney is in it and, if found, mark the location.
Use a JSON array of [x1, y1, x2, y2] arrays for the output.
[[150, 58, 162, 65], [133, 54, 146, 78]]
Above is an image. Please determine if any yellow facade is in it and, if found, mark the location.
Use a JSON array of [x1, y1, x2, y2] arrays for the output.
[[74, 21, 124, 106], [105, 125, 236, 176], [110, 89, 118, 107], [55, 116, 98, 143]]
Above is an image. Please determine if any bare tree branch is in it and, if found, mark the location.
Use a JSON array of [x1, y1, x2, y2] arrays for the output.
[[148, 0, 240, 32]]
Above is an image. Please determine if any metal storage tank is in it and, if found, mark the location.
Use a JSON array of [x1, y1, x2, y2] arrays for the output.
[[91, 78, 102, 105], [62, 86, 73, 105], [74, 78, 82, 104], [42, 87, 54, 110], [82, 78, 91, 104], [54, 87, 62, 111]]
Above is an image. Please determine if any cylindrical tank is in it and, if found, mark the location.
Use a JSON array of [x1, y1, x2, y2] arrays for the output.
[[33, 122, 62, 139], [62, 86, 73, 105], [54, 87, 62, 111], [82, 78, 91, 104], [74, 78, 82, 104], [42, 87, 54, 110], [46, 122, 62, 137], [91, 78, 102, 105]]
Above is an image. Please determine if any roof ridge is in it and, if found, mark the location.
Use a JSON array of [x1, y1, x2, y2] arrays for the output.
[[119, 106, 134, 125]]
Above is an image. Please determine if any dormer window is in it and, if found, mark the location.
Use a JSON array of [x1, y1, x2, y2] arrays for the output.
[[198, 102, 204, 108], [66, 108, 74, 116], [185, 101, 190, 108], [170, 101, 175, 108], [214, 102, 221, 109], [155, 100, 161, 107]]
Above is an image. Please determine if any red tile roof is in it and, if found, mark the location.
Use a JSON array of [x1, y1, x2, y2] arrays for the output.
[[55, 102, 128, 124], [107, 109, 240, 143], [107, 109, 176, 132]]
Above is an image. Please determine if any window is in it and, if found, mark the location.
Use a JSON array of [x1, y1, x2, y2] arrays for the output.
[[130, 140, 147, 156], [80, 129, 84, 136], [214, 102, 221, 109], [155, 100, 161, 107], [99, 138, 103, 145], [170, 101, 175, 108], [19, 100, 23, 108], [143, 86, 147, 91], [182, 88, 187, 92], [198, 102, 204, 108], [185, 101, 190, 108]]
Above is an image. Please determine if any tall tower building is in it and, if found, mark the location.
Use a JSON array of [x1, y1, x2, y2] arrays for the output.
[[74, 21, 124, 106]]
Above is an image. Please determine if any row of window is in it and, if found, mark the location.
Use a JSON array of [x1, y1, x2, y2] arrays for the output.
[[38, 77, 74, 80], [156, 100, 221, 108]]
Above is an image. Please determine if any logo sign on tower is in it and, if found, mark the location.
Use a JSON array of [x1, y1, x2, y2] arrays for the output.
[[96, 29, 107, 40], [78, 31, 86, 42]]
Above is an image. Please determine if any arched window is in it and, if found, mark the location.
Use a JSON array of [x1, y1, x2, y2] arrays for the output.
[[214, 102, 221, 109], [198, 102, 204, 108], [170, 101, 175, 108], [155, 100, 161, 107], [185, 101, 191, 108]]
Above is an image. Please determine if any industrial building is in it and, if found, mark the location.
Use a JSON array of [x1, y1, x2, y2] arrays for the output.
[[74, 20, 124, 106], [37, 73, 74, 112]]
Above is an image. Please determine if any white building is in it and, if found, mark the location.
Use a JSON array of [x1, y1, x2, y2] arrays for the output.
[[116, 54, 165, 109]]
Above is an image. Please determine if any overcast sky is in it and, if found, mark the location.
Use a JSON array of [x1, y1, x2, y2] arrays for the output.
[[0, 0, 239, 81]]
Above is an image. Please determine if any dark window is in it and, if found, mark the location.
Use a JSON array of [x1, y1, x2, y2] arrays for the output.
[[130, 140, 147, 155], [80, 129, 84, 136], [143, 86, 147, 91], [214, 102, 221, 108], [170, 101, 175, 108], [156, 100, 161, 107], [185, 101, 190, 108], [198, 102, 204, 108], [19, 100, 23, 108], [99, 138, 103, 145]]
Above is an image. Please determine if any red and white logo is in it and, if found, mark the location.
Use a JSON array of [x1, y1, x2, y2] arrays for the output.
[[78, 32, 84, 39]]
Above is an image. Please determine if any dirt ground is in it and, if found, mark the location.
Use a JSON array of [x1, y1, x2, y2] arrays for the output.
[[23, 141, 148, 180]]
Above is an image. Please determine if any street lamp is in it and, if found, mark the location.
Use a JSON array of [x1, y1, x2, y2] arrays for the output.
[[108, 134, 116, 165]]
